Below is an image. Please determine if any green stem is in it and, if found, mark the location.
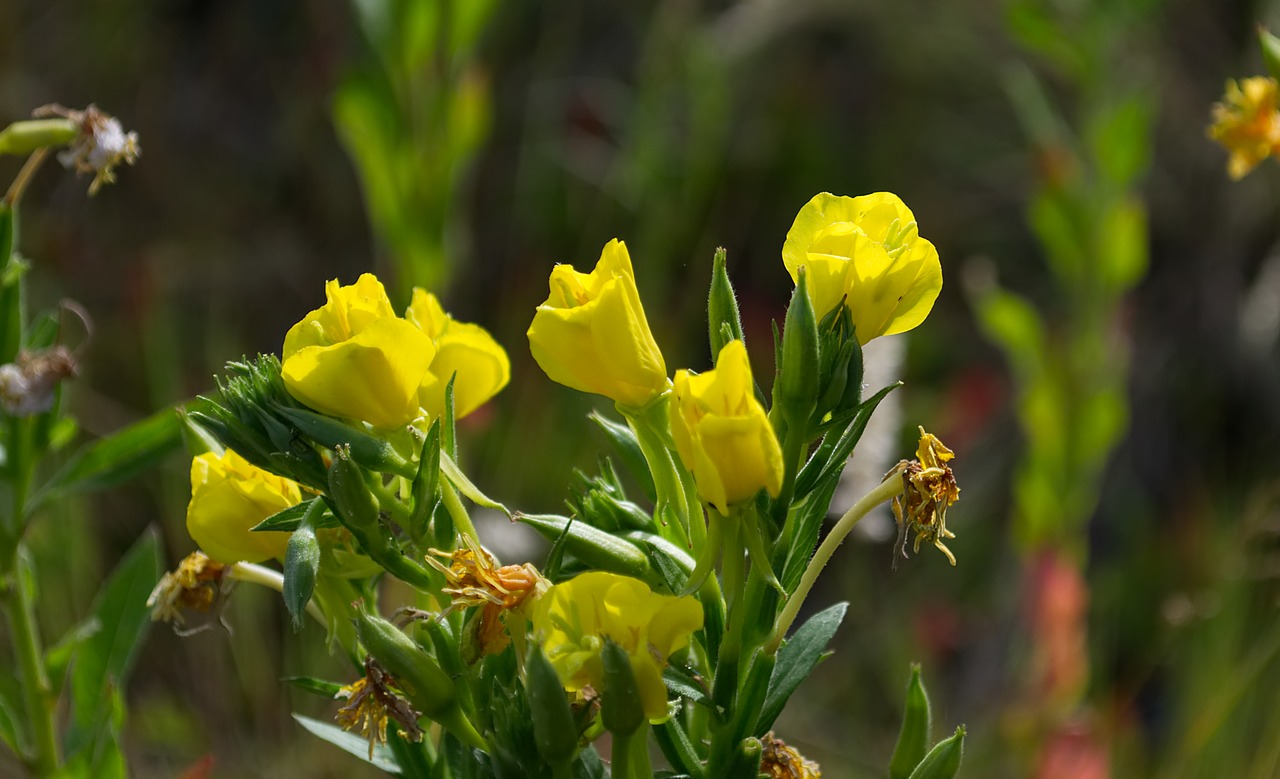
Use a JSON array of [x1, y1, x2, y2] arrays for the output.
[[439, 480, 478, 544], [611, 724, 652, 779], [0, 119, 76, 158], [2, 547, 60, 776], [767, 474, 905, 653], [3, 148, 51, 209], [227, 562, 327, 625], [620, 397, 692, 550], [369, 479, 411, 526]]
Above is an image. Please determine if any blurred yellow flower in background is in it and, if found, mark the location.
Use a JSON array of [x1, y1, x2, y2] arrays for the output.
[[782, 192, 942, 344], [527, 239, 668, 407], [186, 449, 300, 564], [1208, 76, 1280, 180], [282, 274, 434, 429], [406, 288, 510, 420], [670, 340, 783, 516], [532, 571, 702, 722]]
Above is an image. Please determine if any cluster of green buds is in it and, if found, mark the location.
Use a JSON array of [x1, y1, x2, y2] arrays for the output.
[[155, 191, 964, 778]]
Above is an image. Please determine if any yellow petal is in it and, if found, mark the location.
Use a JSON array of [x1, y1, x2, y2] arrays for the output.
[[186, 450, 299, 564]]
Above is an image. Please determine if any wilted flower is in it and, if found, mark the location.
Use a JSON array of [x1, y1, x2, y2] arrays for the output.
[[670, 340, 784, 515], [0, 347, 77, 416], [425, 535, 548, 657], [527, 239, 669, 407], [146, 551, 227, 629], [335, 657, 424, 760], [186, 449, 300, 564], [405, 289, 510, 420], [782, 192, 942, 344], [282, 274, 435, 429], [35, 103, 140, 195], [891, 427, 961, 566], [532, 571, 702, 722], [1208, 77, 1280, 180], [761, 732, 822, 779]]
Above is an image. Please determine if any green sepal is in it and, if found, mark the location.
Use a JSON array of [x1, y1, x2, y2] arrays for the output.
[[275, 405, 414, 477], [516, 513, 651, 581], [409, 419, 442, 545], [283, 499, 324, 631], [890, 664, 933, 779], [526, 644, 579, 766], [906, 726, 965, 779], [600, 639, 644, 737], [707, 247, 745, 361]]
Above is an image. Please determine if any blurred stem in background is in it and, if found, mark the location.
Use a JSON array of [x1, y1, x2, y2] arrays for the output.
[[966, 0, 1158, 772], [333, 0, 497, 299]]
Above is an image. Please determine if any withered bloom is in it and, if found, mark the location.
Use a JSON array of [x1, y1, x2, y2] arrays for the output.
[[0, 347, 77, 416], [146, 551, 228, 632], [335, 657, 424, 760], [891, 426, 961, 566], [761, 732, 822, 779], [425, 535, 547, 658]]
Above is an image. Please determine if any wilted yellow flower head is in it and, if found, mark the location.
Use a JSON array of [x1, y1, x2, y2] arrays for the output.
[[405, 289, 510, 420], [532, 571, 702, 722], [282, 274, 435, 429], [146, 551, 227, 627], [1208, 77, 1280, 180], [761, 732, 822, 779], [891, 427, 960, 566], [782, 192, 942, 344], [425, 535, 548, 657], [527, 239, 669, 408], [670, 340, 784, 516], [335, 658, 423, 760], [186, 449, 300, 564]]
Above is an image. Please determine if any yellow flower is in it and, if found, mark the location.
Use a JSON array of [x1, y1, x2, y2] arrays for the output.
[[670, 340, 784, 516], [527, 239, 668, 407], [1208, 77, 1280, 180], [186, 449, 301, 564], [782, 192, 942, 344], [532, 571, 702, 722], [891, 427, 960, 566], [282, 274, 435, 429], [405, 289, 510, 420]]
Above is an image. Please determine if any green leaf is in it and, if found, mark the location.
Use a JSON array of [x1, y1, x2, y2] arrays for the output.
[[252, 498, 338, 533], [36, 408, 182, 511], [662, 664, 712, 708], [1097, 197, 1148, 293], [282, 676, 345, 699], [588, 411, 656, 503], [756, 602, 847, 733], [65, 531, 161, 757], [45, 617, 102, 696], [440, 450, 507, 515], [1087, 97, 1153, 187], [293, 713, 402, 774], [0, 693, 23, 759]]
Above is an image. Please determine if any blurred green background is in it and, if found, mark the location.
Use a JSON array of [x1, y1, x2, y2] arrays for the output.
[[4, 0, 1280, 776]]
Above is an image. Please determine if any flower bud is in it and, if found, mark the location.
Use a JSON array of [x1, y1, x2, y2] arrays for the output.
[[775, 268, 820, 430], [907, 726, 965, 779], [515, 512, 651, 581], [526, 644, 579, 766], [890, 664, 933, 779], [600, 638, 645, 736], [275, 405, 414, 477], [707, 247, 745, 363]]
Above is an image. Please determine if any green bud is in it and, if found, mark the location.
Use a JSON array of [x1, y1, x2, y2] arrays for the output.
[[776, 268, 820, 429], [526, 644, 579, 766], [276, 405, 414, 478], [720, 736, 762, 778], [282, 499, 324, 631], [1261, 26, 1280, 83], [708, 247, 746, 362], [409, 420, 442, 544], [0, 118, 77, 156], [890, 664, 933, 779], [600, 639, 645, 737], [907, 726, 965, 779], [516, 512, 651, 581]]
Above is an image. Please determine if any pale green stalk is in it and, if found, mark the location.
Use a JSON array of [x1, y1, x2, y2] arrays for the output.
[[439, 479, 478, 543], [227, 562, 327, 625]]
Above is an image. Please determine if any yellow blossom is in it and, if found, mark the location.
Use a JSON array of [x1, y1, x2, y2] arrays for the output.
[[670, 340, 784, 515], [282, 274, 435, 429], [527, 239, 669, 407], [891, 426, 961, 566], [782, 192, 942, 344], [1208, 77, 1280, 180], [532, 571, 702, 722], [186, 449, 300, 564], [405, 289, 510, 420]]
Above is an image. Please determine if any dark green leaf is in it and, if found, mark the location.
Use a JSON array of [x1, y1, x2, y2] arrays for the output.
[[663, 664, 711, 708], [588, 411, 656, 503], [37, 408, 182, 510], [0, 693, 22, 758], [45, 617, 102, 696], [282, 676, 345, 699], [756, 602, 847, 733], [252, 498, 338, 533], [293, 714, 402, 774]]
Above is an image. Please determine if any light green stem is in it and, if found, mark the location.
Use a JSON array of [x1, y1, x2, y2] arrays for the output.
[[2, 549, 60, 777], [767, 475, 905, 653], [621, 398, 692, 550], [369, 479, 411, 525], [0, 119, 76, 157], [228, 562, 327, 625], [4, 148, 51, 209], [611, 724, 652, 779], [439, 479, 478, 543]]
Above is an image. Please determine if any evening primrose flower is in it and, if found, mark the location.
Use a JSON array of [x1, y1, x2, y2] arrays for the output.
[[405, 289, 510, 420], [532, 571, 702, 722], [670, 340, 784, 516], [186, 449, 300, 564], [282, 274, 435, 429], [425, 535, 548, 657], [891, 427, 961, 566], [527, 239, 669, 407], [1208, 77, 1280, 180], [782, 192, 942, 344]]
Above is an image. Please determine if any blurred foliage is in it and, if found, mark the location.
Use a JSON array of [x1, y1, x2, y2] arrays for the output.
[[2, 0, 1280, 777]]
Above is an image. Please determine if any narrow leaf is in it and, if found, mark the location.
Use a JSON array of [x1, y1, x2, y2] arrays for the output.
[[293, 714, 402, 774], [756, 602, 847, 733], [37, 408, 182, 510]]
